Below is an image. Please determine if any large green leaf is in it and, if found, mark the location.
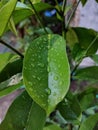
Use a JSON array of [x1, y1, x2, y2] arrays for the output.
[[23, 34, 70, 115], [74, 66, 98, 81], [43, 124, 62, 130], [26, 102, 46, 130], [0, 0, 17, 36], [0, 91, 32, 130], [91, 54, 98, 64], [30, 0, 41, 4], [79, 113, 98, 130]]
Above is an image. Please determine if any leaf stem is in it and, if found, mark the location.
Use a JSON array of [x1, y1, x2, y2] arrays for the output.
[[29, 0, 48, 34], [0, 39, 24, 58], [66, 0, 81, 28], [62, 0, 66, 13]]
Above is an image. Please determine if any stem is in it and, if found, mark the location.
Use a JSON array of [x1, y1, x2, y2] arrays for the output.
[[0, 39, 24, 58], [62, 0, 66, 13], [66, 0, 81, 28], [29, 0, 48, 34]]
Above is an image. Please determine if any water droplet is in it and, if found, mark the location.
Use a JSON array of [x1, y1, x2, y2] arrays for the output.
[[59, 81, 63, 86], [28, 82, 32, 86], [47, 57, 49, 62], [47, 66, 50, 72], [37, 77, 41, 81], [54, 76, 58, 80], [31, 63, 35, 67], [45, 88, 51, 95], [32, 75, 36, 78], [38, 63, 44, 68]]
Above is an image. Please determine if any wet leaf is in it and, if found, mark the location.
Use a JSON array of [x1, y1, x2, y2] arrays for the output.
[[23, 34, 70, 115]]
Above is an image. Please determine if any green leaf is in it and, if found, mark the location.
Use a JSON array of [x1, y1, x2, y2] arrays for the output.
[[23, 34, 70, 115], [43, 124, 62, 130], [73, 27, 98, 55], [0, 53, 14, 72], [66, 28, 79, 49], [0, 91, 32, 130], [74, 66, 98, 81], [91, 54, 98, 64], [8, 17, 17, 36], [79, 113, 98, 130], [26, 102, 46, 130], [30, 0, 41, 4], [0, 57, 23, 83], [96, 0, 98, 3], [81, 0, 88, 6], [13, 2, 53, 24], [77, 87, 97, 111], [0, 0, 17, 36], [58, 92, 81, 123], [0, 78, 23, 98]]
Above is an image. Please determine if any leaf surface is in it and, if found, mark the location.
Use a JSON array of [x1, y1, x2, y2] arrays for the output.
[[23, 34, 70, 115]]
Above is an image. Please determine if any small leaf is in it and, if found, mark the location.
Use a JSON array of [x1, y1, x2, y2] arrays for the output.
[[30, 0, 41, 4], [81, 0, 88, 6], [0, 78, 23, 98], [74, 66, 98, 81], [77, 87, 97, 111], [79, 113, 98, 130], [0, 0, 17, 36], [58, 92, 81, 123], [0, 53, 14, 72], [23, 34, 70, 115], [0, 57, 23, 83], [26, 102, 46, 130], [13, 2, 53, 24], [43, 124, 62, 130], [91, 54, 98, 64], [0, 91, 32, 130]]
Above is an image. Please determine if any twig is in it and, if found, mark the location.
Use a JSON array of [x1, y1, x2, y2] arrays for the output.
[[66, 0, 81, 28], [0, 39, 24, 58], [29, 0, 48, 34]]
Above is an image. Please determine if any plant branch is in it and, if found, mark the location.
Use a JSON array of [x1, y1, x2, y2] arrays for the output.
[[0, 39, 24, 58], [29, 0, 48, 34], [62, 0, 66, 13], [66, 0, 81, 28]]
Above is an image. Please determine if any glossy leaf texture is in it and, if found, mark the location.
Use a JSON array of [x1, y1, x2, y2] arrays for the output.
[[0, 91, 32, 130], [43, 124, 62, 130], [23, 34, 70, 115], [79, 113, 98, 130], [0, 0, 17, 36], [26, 102, 46, 130], [74, 66, 98, 81]]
